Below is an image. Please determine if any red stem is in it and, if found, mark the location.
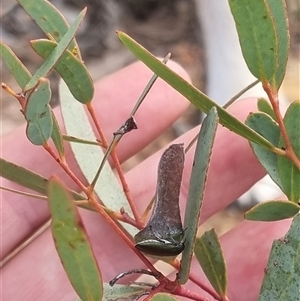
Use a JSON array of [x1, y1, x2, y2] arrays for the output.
[[263, 83, 300, 169], [172, 259, 221, 300], [187, 271, 222, 300], [86, 102, 142, 223], [43, 142, 87, 192], [144, 278, 220, 301], [2, 83, 26, 111], [174, 285, 219, 301]]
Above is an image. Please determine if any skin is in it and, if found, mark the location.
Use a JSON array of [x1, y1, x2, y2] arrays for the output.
[[1, 61, 291, 301]]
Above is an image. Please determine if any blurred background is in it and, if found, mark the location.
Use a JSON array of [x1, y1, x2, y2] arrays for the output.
[[1, 0, 299, 234]]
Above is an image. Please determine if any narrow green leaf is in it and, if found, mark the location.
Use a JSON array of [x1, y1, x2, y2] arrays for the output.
[[179, 108, 218, 284], [78, 284, 147, 301], [0, 158, 85, 201], [25, 8, 86, 91], [278, 101, 300, 203], [0, 41, 32, 88], [102, 283, 145, 301], [245, 200, 299, 221], [265, 0, 290, 89], [284, 101, 300, 153], [259, 213, 300, 301], [117, 31, 274, 151], [24, 79, 53, 145], [48, 177, 102, 301], [257, 98, 277, 121], [51, 111, 65, 157], [17, 0, 80, 58], [149, 293, 180, 301], [228, 0, 278, 82], [246, 112, 283, 190], [63, 135, 100, 146], [0, 158, 48, 195], [59, 80, 135, 236], [194, 229, 227, 297], [32, 40, 94, 104]]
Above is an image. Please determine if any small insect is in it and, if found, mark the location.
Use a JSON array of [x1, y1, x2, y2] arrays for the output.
[[134, 144, 185, 256]]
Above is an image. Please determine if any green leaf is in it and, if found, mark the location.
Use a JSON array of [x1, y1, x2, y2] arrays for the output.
[[102, 283, 145, 301], [117, 31, 274, 151], [0, 41, 32, 88], [63, 135, 100, 146], [25, 8, 86, 91], [257, 98, 277, 121], [48, 177, 102, 301], [149, 293, 181, 301], [179, 107, 218, 284], [17, 0, 80, 58], [265, 0, 290, 89], [0, 158, 48, 195], [246, 112, 283, 190], [278, 101, 300, 203], [245, 200, 299, 221], [0, 158, 85, 201], [32, 40, 94, 104], [194, 229, 227, 298], [228, 0, 278, 82], [59, 80, 136, 236], [259, 213, 300, 301], [24, 79, 53, 145], [51, 111, 65, 157], [77, 284, 148, 301]]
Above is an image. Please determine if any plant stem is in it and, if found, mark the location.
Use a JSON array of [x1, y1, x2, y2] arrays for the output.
[[2, 83, 26, 110], [0, 185, 47, 200], [223, 79, 260, 109], [86, 102, 141, 222], [263, 82, 300, 169], [172, 259, 221, 300], [174, 286, 219, 301], [43, 142, 87, 192], [1, 218, 51, 267], [187, 271, 222, 300]]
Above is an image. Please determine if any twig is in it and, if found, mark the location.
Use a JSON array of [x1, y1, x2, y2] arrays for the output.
[[263, 82, 300, 169]]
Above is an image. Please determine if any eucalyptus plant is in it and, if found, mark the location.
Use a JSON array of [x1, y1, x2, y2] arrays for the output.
[[1, 0, 299, 301]]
